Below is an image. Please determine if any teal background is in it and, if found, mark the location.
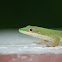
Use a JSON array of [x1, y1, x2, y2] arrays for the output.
[[0, 0, 62, 29]]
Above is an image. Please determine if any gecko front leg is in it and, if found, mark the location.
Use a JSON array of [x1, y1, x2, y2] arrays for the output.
[[46, 38, 60, 47], [33, 40, 49, 44]]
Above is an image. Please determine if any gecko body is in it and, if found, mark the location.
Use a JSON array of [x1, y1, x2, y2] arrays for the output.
[[19, 25, 62, 47]]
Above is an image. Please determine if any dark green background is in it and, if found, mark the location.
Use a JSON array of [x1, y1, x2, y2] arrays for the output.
[[0, 0, 62, 29]]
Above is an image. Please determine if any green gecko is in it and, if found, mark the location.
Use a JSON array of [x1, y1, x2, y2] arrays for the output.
[[19, 25, 62, 47]]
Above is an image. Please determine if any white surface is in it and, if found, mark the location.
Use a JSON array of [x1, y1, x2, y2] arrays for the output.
[[0, 29, 44, 46], [0, 29, 62, 54]]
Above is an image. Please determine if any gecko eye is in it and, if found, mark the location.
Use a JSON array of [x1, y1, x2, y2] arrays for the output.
[[29, 28, 33, 32]]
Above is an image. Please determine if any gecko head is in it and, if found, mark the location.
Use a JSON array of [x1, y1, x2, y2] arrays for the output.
[[19, 25, 37, 32], [19, 25, 42, 35]]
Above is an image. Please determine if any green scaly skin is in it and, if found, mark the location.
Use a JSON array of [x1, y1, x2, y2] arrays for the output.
[[19, 25, 62, 47]]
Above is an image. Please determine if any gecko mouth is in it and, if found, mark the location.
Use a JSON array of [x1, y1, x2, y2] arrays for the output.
[[19, 29, 52, 41], [19, 29, 39, 36]]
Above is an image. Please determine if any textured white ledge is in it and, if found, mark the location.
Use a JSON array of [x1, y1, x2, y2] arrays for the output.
[[0, 29, 62, 54], [0, 45, 62, 54]]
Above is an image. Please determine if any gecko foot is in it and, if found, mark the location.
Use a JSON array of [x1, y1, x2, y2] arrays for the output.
[[46, 38, 60, 47], [33, 40, 49, 44]]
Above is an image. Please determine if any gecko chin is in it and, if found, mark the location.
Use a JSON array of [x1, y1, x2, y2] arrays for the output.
[[19, 30, 52, 40]]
